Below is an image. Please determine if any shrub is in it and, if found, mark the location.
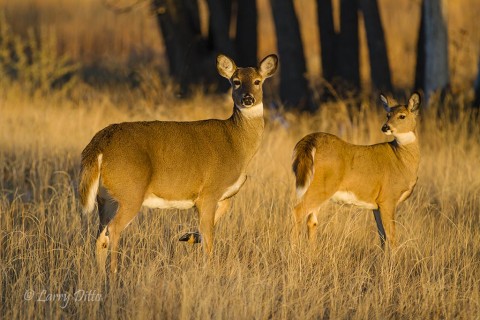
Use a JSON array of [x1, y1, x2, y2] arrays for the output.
[[0, 13, 79, 96]]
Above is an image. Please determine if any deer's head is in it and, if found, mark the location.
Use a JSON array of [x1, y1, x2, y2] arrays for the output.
[[217, 54, 278, 109], [380, 92, 421, 145]]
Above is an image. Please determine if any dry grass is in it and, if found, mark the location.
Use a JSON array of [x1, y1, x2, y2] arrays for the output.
[[1, 0, 164, 65], [1, 85, 479, 319], [1, 0, 479, 318], [1, 0, 479, 89]]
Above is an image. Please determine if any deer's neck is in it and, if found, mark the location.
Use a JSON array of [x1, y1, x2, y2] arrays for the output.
[[229, 103, 265, 128], [227, 103, 265, 159], [391, 130, 420, 177]]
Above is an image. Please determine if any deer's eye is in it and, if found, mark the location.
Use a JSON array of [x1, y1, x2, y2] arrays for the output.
[[254, 80, 261, 85], [399, 115, 406, 120], [233, 79, 241, 86]]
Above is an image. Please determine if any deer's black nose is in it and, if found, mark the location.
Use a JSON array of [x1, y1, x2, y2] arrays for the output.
[[242, 94, 255, 106], [382, 124, 390, 132]]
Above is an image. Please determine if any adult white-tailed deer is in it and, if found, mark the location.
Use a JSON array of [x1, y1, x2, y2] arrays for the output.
[[292, 93, 421, 248], [79, 54, 278, 274]]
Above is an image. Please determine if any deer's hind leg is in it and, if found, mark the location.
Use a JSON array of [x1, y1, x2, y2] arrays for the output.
[[95, 188, 118, 276], [293, 192, 334, 244], [106, 196, 144, 274], [292, 169, 339, 244], [214, 198, 232, 225]]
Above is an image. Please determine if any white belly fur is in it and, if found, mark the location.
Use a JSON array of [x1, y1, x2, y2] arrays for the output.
[[142, 195, 194, 210], [142, 175, 246, 209], [330, 191, 377, 210]]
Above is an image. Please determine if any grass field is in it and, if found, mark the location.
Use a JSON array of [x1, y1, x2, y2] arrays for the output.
[[1, 0, 480, 318], [1, 87, 479, 318], [2, 0, 479, 90]]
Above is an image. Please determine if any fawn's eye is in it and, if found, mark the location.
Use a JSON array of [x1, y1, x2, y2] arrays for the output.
[[399, 115, 406, 120], [254, 80, 261, 85], [233, 79, 241, 86]]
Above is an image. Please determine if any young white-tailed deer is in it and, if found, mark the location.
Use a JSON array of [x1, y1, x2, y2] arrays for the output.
[[292, 93, 421, 248], [79, 54, 278, 274]]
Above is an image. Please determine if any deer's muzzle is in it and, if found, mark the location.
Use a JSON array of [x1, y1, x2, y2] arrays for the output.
[[242, 94, 255, 106]]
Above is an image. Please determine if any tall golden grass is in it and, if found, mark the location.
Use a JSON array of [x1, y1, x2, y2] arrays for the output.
[[1, 0, 479, 318], [1, 84, 479, 318], [2, 0, 479, 89]]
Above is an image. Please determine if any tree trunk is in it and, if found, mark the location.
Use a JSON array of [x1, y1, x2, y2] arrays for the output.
[[235, 0, 258, 67], [415, 0, 449, 104], [334, 0, 360, 94], [414, 1, 426, 92], [151, 0, 203, 92], [359, 0, 392, 93], [424, 0, 449, 98], [207, 0, 235, 57], [474, 58, 480, 109], [317, 0, 336, 83], [152, 0, 242, 93], [271, 0, 313, 111]]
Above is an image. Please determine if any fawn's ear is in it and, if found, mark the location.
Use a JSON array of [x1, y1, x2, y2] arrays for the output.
[[217, 54, 237, 79], [408, 92, 421, 114], [380, 94, 391, 112], [258, 54, 278, 78]]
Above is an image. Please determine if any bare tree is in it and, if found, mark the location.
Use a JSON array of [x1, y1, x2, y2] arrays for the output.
[[415, 0, 449, 104], [414, 1, 426, 93], [335, 0, 360, 93], [317, 0, 335, 83], [207, 0, 235, 57], [235, 0, 258, 67], [474, 58, 480, 109], [151, 0, 258, 94], [317, 0, 361, 99], [271, 0, 313, 111], [359, 0, 392, 93], [151, 0, 206, 92]]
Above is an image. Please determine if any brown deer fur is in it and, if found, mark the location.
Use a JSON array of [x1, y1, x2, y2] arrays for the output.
[[292, 93, 421, 248], [79, 54, 278, 274]]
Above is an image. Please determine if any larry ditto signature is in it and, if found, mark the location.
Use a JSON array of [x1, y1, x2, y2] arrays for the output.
[[24, 289, 101, 309]]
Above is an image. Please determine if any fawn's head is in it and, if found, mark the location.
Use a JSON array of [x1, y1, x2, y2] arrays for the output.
[[217, 54, 278, 109], [380, 92, 421, 145]]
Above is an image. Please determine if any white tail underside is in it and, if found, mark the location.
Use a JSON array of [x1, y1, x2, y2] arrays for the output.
[[83, 154, 102, 214]]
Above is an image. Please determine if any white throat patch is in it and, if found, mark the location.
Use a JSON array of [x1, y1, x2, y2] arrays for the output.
[[237, 103, 263, 118], [83, 153, 102, 214], [394, 131, 416, 145]]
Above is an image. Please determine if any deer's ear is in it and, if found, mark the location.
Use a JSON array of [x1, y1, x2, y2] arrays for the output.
[[380, 94, 391, 112], [258, 54, 278, 78], [408, 92, 421, 114], [217, 54, 237, 79]]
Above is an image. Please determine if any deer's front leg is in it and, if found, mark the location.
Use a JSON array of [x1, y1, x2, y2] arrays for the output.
[[376, 202, 397, 249], [196, 198, 218, 255], [372, 209, 386, 249]]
